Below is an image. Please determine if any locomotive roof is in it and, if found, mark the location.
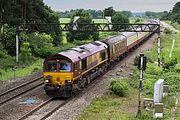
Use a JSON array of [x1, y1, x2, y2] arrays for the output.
[[103, 34, 126, 45], [122, 32, 137, 38], [52, 41, 108, 62]]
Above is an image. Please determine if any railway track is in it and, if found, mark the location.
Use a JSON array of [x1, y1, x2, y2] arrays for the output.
[[18, 97, 71, 120], [0, 76, 43, 106], [17, 35, 152, 120], [18, 75, 103, 120]]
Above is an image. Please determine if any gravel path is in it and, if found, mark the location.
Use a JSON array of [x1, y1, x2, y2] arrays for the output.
[[46, 34, 158, 120]]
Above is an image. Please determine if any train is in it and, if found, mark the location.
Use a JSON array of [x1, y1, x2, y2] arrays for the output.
[[43, 20, 158, 98]]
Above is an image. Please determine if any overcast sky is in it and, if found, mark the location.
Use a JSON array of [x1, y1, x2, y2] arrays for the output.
[[43, 0, 179, 12]]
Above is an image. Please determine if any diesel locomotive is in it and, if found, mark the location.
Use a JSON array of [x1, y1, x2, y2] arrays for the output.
[[43, 21, 158, 97]]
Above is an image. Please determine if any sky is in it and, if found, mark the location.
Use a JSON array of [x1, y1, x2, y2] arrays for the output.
[[43, 0, 179, 12]]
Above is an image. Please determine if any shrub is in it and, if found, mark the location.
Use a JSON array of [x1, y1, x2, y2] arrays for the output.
[[143, 78, 157, 95], [109, 78, 128, 96], [133, 56, 139, 66], [162, 57, 178, 71], [19, 42, 32, 63], [164, 28, 172, 34], [0, 56, 14, 69], [146, 63, 163, 75]]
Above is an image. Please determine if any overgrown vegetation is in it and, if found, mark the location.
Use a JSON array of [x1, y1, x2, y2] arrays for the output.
[[132, 33, 180, 96], [109, 78, 129, 97], [0, 59, 43, 81], [77, 25, 180, 120], [164, 28, 173, 34], [77, 87, 140, 120]]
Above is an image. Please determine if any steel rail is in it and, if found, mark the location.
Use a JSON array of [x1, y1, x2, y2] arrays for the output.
[[0, 76, 43, 97], [0, 77, 43, 106], [18, 97, 53, 120]]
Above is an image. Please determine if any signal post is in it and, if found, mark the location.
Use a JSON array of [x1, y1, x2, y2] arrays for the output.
[[136, 54, 147, 117]]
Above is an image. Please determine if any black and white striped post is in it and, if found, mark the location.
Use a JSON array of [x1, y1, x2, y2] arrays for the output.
[[158, 31, 161, 67], [136, 54, 146, 117], [156, 20, 161, 67]]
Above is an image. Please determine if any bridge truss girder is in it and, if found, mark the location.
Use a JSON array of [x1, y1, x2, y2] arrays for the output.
[[15, 23, 160, 33]]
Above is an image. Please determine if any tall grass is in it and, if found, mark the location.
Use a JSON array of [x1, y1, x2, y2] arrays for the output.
[[77, 87, 141, 120], [0, 59, 43, 81], [132, 33, 180, 95]]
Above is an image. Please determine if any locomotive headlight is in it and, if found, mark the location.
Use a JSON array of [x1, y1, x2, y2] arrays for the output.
[[44, 75, 52, 83], [45, 79, 50, 83]]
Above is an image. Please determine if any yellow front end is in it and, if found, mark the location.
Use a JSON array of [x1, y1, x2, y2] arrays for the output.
[[43, 72, 73, 87]]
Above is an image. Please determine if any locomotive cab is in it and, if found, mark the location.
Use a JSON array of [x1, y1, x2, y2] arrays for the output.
[[43, 56, 74, 97]]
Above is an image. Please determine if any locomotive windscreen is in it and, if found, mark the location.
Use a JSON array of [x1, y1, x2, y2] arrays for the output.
[[44, 61, 58, 72], [44, 60, 71, 72]]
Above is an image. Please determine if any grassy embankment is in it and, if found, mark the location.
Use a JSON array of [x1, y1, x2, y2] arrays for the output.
[[0, 59, 43, 81], [165, 20, 180, 31], [76, 32, 180, 119]]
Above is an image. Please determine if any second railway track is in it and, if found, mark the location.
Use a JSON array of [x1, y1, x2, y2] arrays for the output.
[[18, 97, 69, 120], [0, 76, 43, 106]]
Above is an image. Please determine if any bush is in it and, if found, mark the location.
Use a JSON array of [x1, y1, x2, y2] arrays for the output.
[[164, 28, 172, 34], [134, 56, 154, 66], [0, 56, 14, 69], [133, 56, 139, 66], [28, 33, 56, 58], [162, 57, 178, 71], [109, 78, 128, 96]]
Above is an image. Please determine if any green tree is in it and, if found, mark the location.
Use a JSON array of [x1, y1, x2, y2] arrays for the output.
[[145, 11, 157, 18], [0, 0, 63, 54], [112, 12, 129, 30], [67, 9, 99, 42], [0, 25, 17, 56], [28, 33, 56, 58], [121, 11, 132, 18], [156, 11, 170, 20], [0, 43, 8, 58], [103, 7, 115, 17], [171, 2, 180, 23], [19, 42, 32, 63]]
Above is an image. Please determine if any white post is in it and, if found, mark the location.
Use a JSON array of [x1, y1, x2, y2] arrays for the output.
[[16, 32, 19, 63]]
